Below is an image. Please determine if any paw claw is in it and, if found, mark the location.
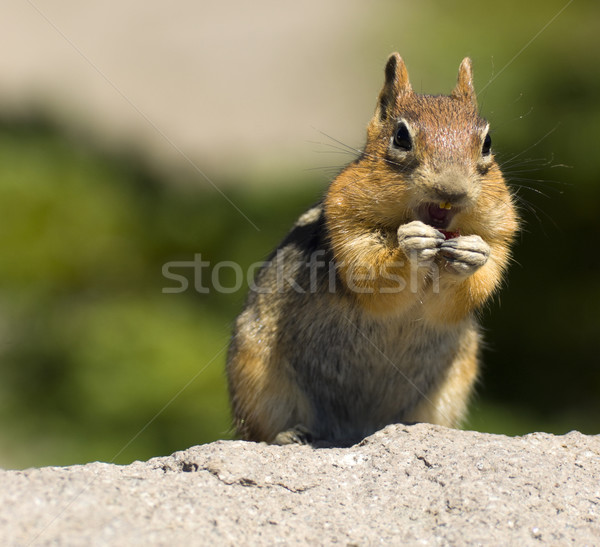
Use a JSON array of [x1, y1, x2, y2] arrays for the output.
[[440, 235, 490, 276], [397, 221, 444, 263], [272, 425, 313, 445]]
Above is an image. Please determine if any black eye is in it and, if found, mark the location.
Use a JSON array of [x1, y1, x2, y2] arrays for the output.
[[393, 122, 412, 151], [482, 132, 492, 156]]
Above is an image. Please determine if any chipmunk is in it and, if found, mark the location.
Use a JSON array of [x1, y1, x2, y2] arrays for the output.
[[226, 54, 518, 444]]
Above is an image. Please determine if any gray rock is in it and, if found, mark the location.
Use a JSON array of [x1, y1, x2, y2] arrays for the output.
[[1, 423, 599, 546]]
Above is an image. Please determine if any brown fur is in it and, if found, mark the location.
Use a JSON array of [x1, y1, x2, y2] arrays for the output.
[[226, 54, 518, 444]]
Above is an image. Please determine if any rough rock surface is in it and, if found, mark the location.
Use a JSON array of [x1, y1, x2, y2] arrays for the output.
[[1, 423, 599, 546]]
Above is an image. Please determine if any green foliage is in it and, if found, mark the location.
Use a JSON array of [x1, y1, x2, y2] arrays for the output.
[[0, 118, 323, 468]]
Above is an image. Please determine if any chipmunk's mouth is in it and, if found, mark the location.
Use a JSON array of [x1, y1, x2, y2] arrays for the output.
[[418, 202, 458, 230]]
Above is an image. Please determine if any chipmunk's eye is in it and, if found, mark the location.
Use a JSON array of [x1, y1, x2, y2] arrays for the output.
[[482, 132, 492, 156], [393, 122, 412, 151]]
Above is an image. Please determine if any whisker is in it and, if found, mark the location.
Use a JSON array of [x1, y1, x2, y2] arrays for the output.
[[509, 185, 551, 199], [312, 127, 408, 170], [513, 189, 562, 235], [310, 128, 364, 155], [508, 178, 568, 190], [500, 157, 553, 168], [302, 165, 345, 175], [489, 106, 535, 132], [503, 124, 560, 164], [306, 141, 361, 157]]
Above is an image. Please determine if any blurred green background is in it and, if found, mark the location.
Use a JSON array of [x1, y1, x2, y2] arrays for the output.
[[1, 0, 599, 469]]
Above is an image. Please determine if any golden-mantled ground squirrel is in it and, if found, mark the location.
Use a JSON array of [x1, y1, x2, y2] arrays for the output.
[[226, 54, 518, 444]]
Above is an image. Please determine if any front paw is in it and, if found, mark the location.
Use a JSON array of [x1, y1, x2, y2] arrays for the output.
[[440, 235, 490, 276], [272, 424, 313, 446], [397, 221, 445, 264]]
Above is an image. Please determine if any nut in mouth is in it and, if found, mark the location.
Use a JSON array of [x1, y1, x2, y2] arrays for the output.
[[418, 202, 458, 230]]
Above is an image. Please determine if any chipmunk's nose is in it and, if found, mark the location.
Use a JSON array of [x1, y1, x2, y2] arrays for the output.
[[429, 166, 471, 207]]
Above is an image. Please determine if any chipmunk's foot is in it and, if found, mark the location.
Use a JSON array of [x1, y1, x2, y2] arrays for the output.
[[272, 424, 313, 445]]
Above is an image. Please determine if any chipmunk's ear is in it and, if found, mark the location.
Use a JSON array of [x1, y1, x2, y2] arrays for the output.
[[452, 57, 477, 106], [376, 53, 412, 121]]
